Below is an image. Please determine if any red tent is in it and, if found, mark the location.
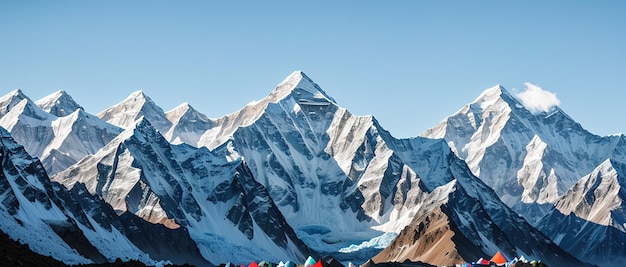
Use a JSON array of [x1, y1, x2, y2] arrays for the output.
[[249, 261, 259, 267], [490, 251, 508, 265], [312, 260, 323, 267], [475, 258, 490, 265]]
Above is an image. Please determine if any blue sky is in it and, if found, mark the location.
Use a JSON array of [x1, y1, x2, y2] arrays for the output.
[[1, 1, 625, 138]]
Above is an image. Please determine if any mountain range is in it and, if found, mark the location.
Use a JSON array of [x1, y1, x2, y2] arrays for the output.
[[0, 71, 623, 266]]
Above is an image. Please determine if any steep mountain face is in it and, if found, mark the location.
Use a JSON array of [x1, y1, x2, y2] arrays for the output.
[[35, 90, 83, 117], [421, 85, 626, 224], [52, 119, 312, 265], [371, 178, 584, 266], [201, 71, 583, 266], [5, 72, 618, 266], [538, 159, 626, 267], [0, 90, 122, 175], [164, 102, 215, 146], [98, 92, 217, 149], [372, 203, 487, 267], [197, 71, 337, 150], [375, 135, 585, 266], [97, 90, 172, 133], [0, 126, 161, 265], [0, 89, 29, 118], [225, 72, 430, 262]]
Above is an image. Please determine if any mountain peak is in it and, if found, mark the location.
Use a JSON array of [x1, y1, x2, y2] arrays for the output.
[[474, 84, 511, 103], [8, 89, 26, 98], [268, 70, 335, 104], [129, 90, 147, 99], [171, 102, 192, 113], [0, 89, 30, 118], [97, 90, 171, 131], [35, 90, 83, 117]]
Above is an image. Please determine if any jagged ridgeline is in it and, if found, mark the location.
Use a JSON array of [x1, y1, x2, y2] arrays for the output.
[[0, 71, 623, 266]]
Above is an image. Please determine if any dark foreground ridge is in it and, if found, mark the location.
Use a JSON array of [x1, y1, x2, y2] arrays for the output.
[[0, 229, 196, 267], [0, 229, 65, 266]]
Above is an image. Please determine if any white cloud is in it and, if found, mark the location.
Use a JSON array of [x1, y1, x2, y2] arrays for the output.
[[514, 82, 560, 114]]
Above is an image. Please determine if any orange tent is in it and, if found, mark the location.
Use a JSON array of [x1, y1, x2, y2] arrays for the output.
[[490, 251, 508, 265]]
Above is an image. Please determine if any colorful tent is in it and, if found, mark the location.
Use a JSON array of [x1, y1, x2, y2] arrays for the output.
[[312, 260, 323, 267], [474, 258, 490, 265], [518, 256, 528, 263], [304, 256, 316, 267], [490, 251, 508, 265], [249, 261, 259, 267], [285, 261, 297, 267], [322, 255, 345, 267]]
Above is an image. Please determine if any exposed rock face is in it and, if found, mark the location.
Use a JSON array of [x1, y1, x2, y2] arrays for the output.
[[0, 90, 122, 175], [0, 126, 155, 265], [421, 86, 626, 224], [538, 159, 626, 267], [52, 119, 311, 265], [373, 206, 472, 266], [3, 72, 620, 266]]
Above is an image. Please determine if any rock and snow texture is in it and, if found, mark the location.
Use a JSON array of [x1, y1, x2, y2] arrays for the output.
[[35, 90, 83, 117], [198, 71, 583, 266], [0, 90, 122, 175], [0, 126, 161, 265], [97, 90, 172, 133], [164, 102, 215, 146], [3, 71, 623, 266], [52, 119, 311, 265], [197, 71, 336, 149], [538, 159, 626, 267], [421, 85, 626, 224]]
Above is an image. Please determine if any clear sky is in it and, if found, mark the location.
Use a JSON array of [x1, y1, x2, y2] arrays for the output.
[[1, 1, 625, 138]]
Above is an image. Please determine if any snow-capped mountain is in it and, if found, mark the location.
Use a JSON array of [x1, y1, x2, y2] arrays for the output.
[[164, 102, 215, 146], [97, 90, 172, 133], [198, 71, 584, 266], [371, 176, 584, 266], [52, 118, 312, 265], [421, 85, 626, 224], [0, 90, 122, 175], [0, 126, 183, 265], [0, 89, 29, 118], [4, 71, 621, 266], [196, 71, 336, 150], [35, 90, 83, 117], [538, 158, 626, 267], [98, 91, 217, 148]]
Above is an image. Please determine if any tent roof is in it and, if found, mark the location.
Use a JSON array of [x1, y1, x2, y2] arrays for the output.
[[475, 258, 490, 265], [490, 251, 507, 265], [304, 256, 316, 267]]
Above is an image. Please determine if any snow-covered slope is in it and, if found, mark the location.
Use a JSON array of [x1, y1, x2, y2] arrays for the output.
[[97, 91, 217, 148], [538, 159, 626, 267], [6, 72, 620, 266], [224, 71, 425, 262], [0, 90, 122, 175], [197, 71, 336, 149], [164, 102, 215, 146], [421, 85, 626, 224], [201, 71, 583, 266], [97, 90, 172, 132], [0, 89, 29, 118], [52, 118, 312, 265], [35, 90, 83, 117], [0, 126, 165, 265]]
